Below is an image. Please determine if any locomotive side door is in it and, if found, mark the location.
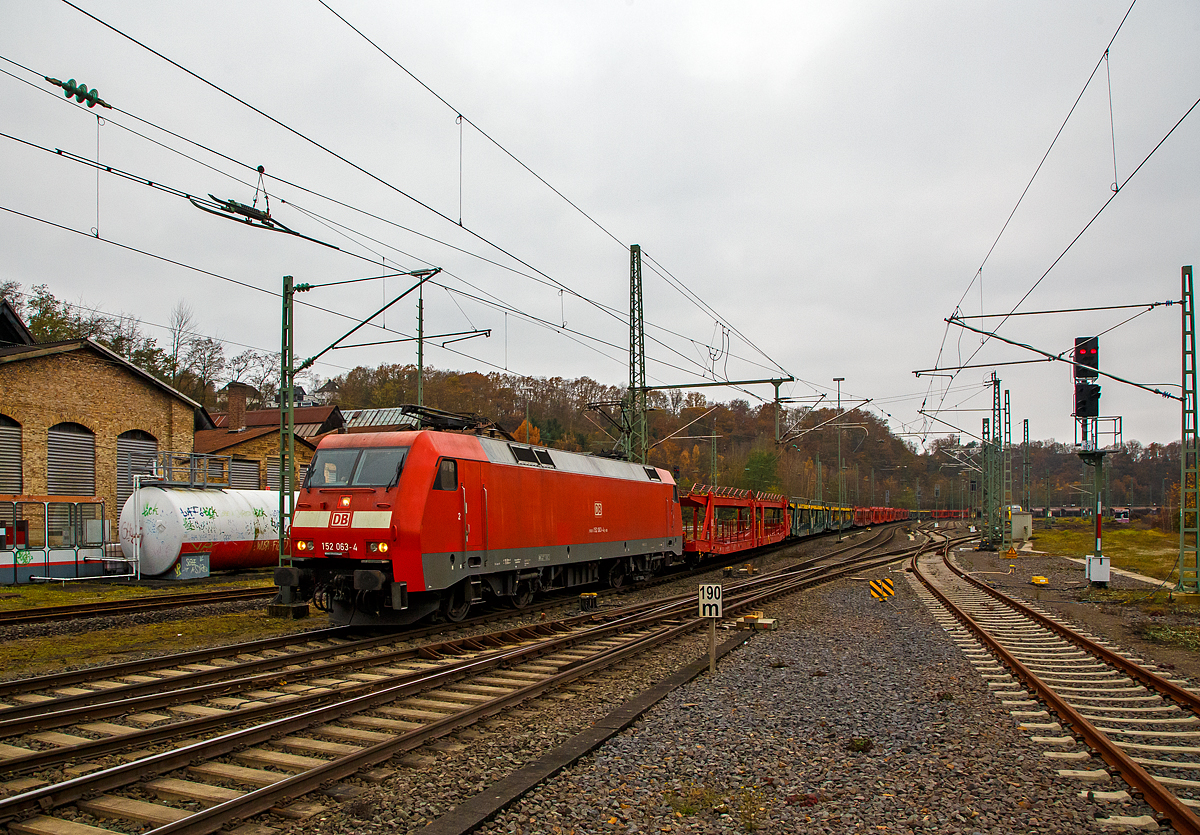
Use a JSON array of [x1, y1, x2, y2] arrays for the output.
[[458, 460, 486, 566]]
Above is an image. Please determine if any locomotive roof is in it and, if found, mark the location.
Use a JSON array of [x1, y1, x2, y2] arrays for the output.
[[314, 430, 675, 485]]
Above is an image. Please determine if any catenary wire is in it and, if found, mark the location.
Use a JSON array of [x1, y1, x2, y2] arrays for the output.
[[316, 0, 789, 378], [1, 52, 785, 387]]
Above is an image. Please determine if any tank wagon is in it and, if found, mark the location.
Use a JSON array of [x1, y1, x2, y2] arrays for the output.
[[119, 487, 283, 575], [276, 430, 682, 625]]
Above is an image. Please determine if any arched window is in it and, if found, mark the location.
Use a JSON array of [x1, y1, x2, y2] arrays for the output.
[[117, 429, 158, 509], [0, 414, 20, 494], [47, 422, 95, 495]]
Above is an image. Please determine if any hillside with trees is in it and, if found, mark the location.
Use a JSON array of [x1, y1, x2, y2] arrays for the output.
[[0, 281, 1181, 517]]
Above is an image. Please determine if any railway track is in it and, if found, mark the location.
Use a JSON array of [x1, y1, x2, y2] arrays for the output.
[[0, 587, 276, 626], [911, 536, 1200, 833], [0, 525, 923, 835]]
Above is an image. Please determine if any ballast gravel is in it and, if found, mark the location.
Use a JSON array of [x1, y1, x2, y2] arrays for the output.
[[292, 555, 1159, 835], [469, 570, 1142, 835]]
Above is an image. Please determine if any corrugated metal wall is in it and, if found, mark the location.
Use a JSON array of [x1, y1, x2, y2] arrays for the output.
[[47, 422, 95, 495], [230, 459, 260, 489], [0, 416, 20, 494], [117, 430, 158, 510]]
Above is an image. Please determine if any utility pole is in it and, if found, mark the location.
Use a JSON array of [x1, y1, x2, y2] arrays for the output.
[[1003, 389, 1013, 550], [629, 244, 647, 463], [416, 281, 424, 424], [1022, 419, 1030, 511], [279, 275, 297, 567], [1180, 265, 1199, 592], [834, 377, 844, 540]]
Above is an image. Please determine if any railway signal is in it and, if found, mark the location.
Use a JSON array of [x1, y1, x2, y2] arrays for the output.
[[1074, 336, 1099, 379], [1074, 382, 1101, 418]]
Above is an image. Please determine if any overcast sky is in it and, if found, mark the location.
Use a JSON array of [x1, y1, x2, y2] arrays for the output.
[[2, 1, 1197, 447]]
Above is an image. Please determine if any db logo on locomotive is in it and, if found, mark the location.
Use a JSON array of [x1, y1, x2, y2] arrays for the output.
[[331, 511, 352, 527], [594, 502, 603, 516]]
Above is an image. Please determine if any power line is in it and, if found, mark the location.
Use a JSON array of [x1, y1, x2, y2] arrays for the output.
[[4, 48, 785, 390], [317, 0, 790, 380], [925, 3, 1198, 430]]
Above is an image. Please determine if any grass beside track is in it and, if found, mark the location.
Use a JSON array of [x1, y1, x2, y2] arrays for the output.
[[0, 609, 332, 680], [0, 574, 275, 611], [1031, 518, 1200, 647], [1032, 518, 1180, 579]]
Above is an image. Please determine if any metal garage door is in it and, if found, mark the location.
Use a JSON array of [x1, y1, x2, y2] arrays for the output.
[[0, 415, 20, 494], [230, 459, 260, 489], [117, 430, 158, 510], [47, 422, 95, 495], [265, 458, 306, 492]]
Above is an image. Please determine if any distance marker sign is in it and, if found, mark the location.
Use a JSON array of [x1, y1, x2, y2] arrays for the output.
[[699, 583, 723, 618]]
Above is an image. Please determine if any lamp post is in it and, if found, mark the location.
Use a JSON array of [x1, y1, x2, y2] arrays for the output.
[[834, 377, 844, 540]]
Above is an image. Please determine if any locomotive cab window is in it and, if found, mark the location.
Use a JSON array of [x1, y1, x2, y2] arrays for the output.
[[351, 447, 409, 486], [306, 446, 409, 488], [433, 458, 458, 491]]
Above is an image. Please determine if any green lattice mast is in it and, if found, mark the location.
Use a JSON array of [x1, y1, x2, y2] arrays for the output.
[[629, 244, 647, 464], [1180, 265, 1198, 592]]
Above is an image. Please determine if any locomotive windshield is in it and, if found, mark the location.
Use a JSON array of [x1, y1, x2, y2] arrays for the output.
[[306, 446, 409, 488]]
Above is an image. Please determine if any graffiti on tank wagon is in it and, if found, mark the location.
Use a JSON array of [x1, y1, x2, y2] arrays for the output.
[[141, 503, 159, 517], [180, 505, 219, 534]]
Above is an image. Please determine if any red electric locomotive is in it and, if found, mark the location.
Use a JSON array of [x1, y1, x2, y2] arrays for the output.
[[276, 429, 683, 625]]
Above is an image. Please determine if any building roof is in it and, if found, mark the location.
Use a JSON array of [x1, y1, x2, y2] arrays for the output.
[[212, 405, 344, 433], [0, 300, 34, 348], [193, 426, 318, 455], [0, 339, 216, 430], [343, 407, 419, 433]]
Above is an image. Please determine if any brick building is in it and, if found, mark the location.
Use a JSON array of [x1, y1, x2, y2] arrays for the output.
[[195, 384, 319, 489], [0, 337, 215, 532]]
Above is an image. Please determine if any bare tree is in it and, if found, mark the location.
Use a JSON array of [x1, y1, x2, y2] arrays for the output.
[[167, 301, 196, 386], [184, 336, 226, 407]]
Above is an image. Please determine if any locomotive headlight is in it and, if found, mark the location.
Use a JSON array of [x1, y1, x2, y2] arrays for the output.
[[339, 496, 352, 508], [377, 542, 389, 553], [368, 541, 389, 553], [295, 540, 312, 552]]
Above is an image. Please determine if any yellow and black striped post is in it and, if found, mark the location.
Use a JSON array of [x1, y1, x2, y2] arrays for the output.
[[869, 577, 895, 601]]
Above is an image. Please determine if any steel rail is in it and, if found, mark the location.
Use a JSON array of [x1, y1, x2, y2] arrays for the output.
[[0, 624, 358, 696], [147, 526, 935, 835], [912, 544, 1200, 835], [0, 621, 578, 754], [0, 522, 884, 700], [0, 528, 925, 830], [0, 586, 275, 625], [0, 614, 661, 820], [0, 527, 902, 739], [945, 550, 1200, 713]]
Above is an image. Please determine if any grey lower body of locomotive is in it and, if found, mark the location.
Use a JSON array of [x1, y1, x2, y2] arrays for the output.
[[280, 535, 682, 626]]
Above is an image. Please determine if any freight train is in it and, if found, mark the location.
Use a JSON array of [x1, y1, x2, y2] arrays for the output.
[[274, 428, 914, 626]]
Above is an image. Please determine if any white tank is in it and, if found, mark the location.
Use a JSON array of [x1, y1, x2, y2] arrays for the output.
[[119, 487, 289, 575]]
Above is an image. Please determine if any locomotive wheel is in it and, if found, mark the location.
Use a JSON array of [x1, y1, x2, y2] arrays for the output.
[[441, 584, 472, 622], [607, 560, 627, 589], [507, 581, 535, 609]]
